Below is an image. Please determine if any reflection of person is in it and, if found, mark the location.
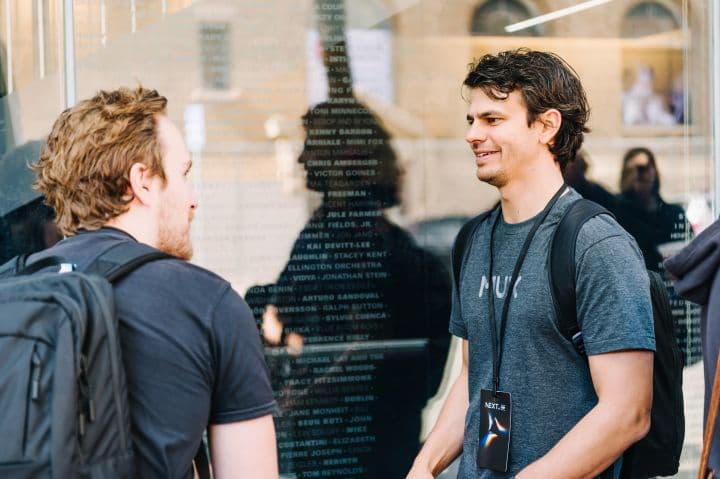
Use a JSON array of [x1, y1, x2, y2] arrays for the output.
[[408, 49, 654, 479], [0, 141, 62, 263], [246, 99, 451, 478], [615, 147, 689, 272], [563, 150, 616, 211], [30, 87, 277, 478], [1, 198, 61, 263], [665, 220, 720, 477]]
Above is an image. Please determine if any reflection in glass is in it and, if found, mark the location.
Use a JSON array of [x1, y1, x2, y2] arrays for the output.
[[0, 141, 61, 264], [247, 99, 451, 478], [0, 0, 712, 475], [621, 1, 680, 38], [616, 147, 689, 272], [471, 0, 542, 36]]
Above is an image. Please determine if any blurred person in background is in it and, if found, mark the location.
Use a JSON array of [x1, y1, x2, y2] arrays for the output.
[[563, 149, 616, 212], [614, 146, 689, 272]]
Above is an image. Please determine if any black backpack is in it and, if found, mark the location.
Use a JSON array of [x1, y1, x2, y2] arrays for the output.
[[0, 242, 170, 478], [452, 199, 684, 479]]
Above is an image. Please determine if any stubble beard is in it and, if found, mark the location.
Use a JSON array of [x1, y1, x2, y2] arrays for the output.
[[157, 215, 193, 261], [476, 165, 508, 188]]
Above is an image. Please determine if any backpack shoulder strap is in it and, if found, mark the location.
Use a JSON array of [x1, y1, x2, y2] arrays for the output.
[[550, 199, 613, 355], [0, 254, 65, 278], [451, 207, 495, 290], [84, 242, 173, 283]]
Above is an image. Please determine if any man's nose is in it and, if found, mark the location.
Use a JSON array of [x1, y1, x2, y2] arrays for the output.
[[465, 123, 486, 145]]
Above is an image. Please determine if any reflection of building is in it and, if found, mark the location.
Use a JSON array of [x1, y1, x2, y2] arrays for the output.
[[2, 2, 708, 221]]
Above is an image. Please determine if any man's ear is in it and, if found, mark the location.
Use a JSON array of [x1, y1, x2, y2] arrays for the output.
[[537, 109, 562, 146], [127, 162, 156, 205]]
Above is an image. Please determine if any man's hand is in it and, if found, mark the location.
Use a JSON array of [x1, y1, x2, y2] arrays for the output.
[[405, 339, 469, 479], [261, 304, 305, 355], [261, 305, 283, 345], [285, 332, 304, 356]]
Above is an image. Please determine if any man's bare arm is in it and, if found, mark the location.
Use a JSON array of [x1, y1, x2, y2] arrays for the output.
[[209, 414, 278, 479], [407, 340, 469, 478], [517, 350, 653, 479]]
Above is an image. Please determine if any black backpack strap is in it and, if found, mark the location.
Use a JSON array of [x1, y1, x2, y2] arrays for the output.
[[550, 199, 614, 356], [11, 254, 66, 276], [84, 242, 173, 283], [451, 207, 496, 293]]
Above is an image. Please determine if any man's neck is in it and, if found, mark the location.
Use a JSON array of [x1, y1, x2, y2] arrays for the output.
[[498, 170, 565, 224], [105, 213, 158, 249]]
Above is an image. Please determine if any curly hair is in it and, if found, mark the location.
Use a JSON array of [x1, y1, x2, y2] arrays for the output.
[[33, 87, 168, 235], [463, 48, 590, 172]]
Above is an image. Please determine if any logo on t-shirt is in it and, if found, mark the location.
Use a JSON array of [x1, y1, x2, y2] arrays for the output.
[[478, 275, 522, 299]]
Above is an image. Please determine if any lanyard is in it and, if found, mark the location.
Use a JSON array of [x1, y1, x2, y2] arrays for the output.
[[487, 184, 567, 393]]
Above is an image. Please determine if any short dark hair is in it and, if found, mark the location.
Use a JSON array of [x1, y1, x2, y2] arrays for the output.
[[463, 48, 590, 172]]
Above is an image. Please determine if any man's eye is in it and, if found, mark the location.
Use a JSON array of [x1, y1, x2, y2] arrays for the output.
[[487, 117, 500, 124], [466, 118, 474, 125]]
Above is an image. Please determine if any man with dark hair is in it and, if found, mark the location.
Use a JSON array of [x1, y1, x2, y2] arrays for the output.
[[408, 49, 655, 478], [31, 87, 278, 478]]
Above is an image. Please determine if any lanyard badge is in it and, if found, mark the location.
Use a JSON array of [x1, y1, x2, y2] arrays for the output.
[[477, 389, 512, 471], [476, 184, 566, 473]]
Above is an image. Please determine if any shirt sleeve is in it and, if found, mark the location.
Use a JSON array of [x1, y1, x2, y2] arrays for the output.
[[209, 286, 277, 424], [575, 218, 656, 356]]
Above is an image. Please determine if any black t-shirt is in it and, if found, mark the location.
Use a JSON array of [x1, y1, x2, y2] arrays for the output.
[[31, 228, 276, 478], [614, 193, 689, 272]]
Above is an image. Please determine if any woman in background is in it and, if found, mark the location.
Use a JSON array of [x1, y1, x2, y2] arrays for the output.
[[615, 146, 689, 272]]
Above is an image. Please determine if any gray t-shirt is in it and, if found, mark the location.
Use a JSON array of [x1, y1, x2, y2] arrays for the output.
[[449, 190, 656, 478]]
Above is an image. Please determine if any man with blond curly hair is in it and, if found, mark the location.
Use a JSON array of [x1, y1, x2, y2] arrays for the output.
[[30, 87, 278, 478]]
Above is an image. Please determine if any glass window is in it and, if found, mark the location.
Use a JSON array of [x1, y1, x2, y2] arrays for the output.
[[1, 0, 715, 477]]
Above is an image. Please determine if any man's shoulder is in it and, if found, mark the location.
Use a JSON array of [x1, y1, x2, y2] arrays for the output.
[[569, 208, 647, 278], [550, 195, 644, 265], [37, 229, 231, 291], [135, 257, 233, 303], [575, 212, 637, 252]]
